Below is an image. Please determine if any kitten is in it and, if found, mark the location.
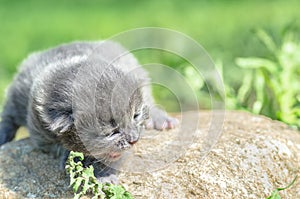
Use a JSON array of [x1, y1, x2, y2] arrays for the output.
[[0, 41, 178, 183]]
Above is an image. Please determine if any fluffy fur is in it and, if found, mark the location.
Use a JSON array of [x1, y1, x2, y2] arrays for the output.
[[0, 41, 178, 183]]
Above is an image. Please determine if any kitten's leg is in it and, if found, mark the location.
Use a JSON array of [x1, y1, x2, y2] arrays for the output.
[[27, 106, 65, 157], [0, 101, 20, 145], [143, 85, 179, 130], [59, 149, 70, 170], [146, 106, 179, 130], [84, 157, 119, 184], [29, 123, 68, 170]]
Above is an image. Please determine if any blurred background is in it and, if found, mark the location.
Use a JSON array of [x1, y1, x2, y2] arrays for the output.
[[0, 0, 299, 128]]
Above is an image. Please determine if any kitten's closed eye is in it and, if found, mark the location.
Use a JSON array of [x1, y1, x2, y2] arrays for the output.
[[133, 105, 149, 122], [133, 113, 141, 121], [110, 128, 121, 137], [106, 128, 122, 141]]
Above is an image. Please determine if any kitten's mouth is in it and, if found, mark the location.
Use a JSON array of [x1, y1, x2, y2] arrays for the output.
[[108, 152, 122, 160]]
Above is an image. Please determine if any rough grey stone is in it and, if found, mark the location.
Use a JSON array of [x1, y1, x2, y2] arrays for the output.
[[0, 111, 299, 198]]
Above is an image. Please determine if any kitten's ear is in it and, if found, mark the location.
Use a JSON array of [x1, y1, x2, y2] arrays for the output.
[[48, 113, 74, 134]]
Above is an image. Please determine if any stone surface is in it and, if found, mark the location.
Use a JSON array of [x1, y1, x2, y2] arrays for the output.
[[0, 111, 299, 198]]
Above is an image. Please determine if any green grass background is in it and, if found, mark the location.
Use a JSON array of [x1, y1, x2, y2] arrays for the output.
[[0, 0, 299, 110]]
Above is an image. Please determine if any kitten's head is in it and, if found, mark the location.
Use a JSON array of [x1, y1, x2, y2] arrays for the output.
[[43, 61, 150, 162]]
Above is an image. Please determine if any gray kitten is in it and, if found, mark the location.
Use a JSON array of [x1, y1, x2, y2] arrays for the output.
[[0, 41, 178, 183]]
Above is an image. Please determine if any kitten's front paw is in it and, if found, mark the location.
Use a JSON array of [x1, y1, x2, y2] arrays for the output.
[[97, 174, 119, 184], [146, 108, 179, 130]]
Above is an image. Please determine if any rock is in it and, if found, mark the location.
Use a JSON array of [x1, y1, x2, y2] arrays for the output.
[[0, 111, 299, 198], [0, 138, 72, 199]]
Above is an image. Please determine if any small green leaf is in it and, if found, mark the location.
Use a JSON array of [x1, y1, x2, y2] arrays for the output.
[[74, 193, 82, 199], [70, 151, 84, 161], [237, 72, 253, 103], [255, 29, 277, 53], [236, 57, 278, 73], [73, 177, 83, 193], [266, 176, 298, 199], [66, 151, 133, 199], [253, 101, 263, 114], [252, 70, 265, 114], [184, 65, 205, 90], [83, 166, 95, 176], [276, 175, 298, 191], [266, 190, 281, 199]]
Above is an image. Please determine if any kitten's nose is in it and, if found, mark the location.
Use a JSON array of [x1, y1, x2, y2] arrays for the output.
[[127, 132, 140, 145], [128, 139, 138, 145]]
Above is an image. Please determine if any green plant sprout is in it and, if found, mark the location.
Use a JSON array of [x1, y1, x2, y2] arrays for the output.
[[266, 176, 298, 199], [235, 29, 300, 129], [65, 151, 133, 199]]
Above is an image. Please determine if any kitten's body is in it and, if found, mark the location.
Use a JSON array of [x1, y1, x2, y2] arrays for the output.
[[0, 41, 177, 183]]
